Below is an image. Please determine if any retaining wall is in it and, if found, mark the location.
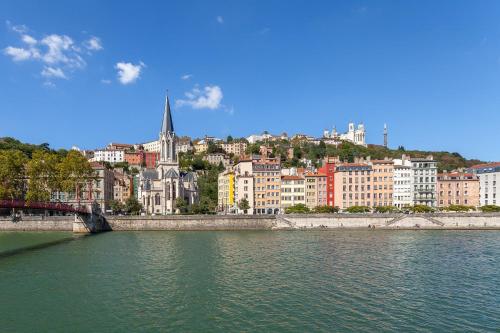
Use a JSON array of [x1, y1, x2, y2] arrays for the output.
[[0, 216, 73, 231], [2, 213, 500, 231], [107, 215, 277, 231]]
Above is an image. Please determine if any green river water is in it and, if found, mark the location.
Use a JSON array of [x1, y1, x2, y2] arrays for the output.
[[0, 230, 499, 332]]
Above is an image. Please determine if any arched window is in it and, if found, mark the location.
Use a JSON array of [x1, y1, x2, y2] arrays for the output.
[[155, 193, 161, 205], [172, 182, 176, 200], [166, 183, 171, 200]]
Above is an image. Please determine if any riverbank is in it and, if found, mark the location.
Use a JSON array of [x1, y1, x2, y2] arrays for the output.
[[1, 212, 500, 231]]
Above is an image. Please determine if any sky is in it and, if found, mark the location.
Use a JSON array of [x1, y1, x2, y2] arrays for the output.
[[1, 0, 499, 161]]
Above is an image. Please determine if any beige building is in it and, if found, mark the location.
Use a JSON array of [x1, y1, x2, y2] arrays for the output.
[[193, 140, 208, 154], [437, 172, 480, 207], [253, 157, 281, 214], [334, 163, 373, 210], [113, 169, 133, 204], [304, 173, 327, 209], [233, 159, 254, 214], [220, 141, 247, 157], [280, 175, 305, 210], [370, 159, 394, 207], [204, 153, 231, 168]]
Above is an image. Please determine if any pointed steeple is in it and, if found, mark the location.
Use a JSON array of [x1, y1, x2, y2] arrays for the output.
[[161, 94, 174, 134]]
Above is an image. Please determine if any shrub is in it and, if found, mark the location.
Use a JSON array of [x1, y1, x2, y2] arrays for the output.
[[313, 205, 339, 214], [408, 205, 434, 213], [443, 205, 475, 212], [480, 205, 500, 213], [345, 206, 371, 213], [285, 204, 310, 214], [374, 206, 399, 213]]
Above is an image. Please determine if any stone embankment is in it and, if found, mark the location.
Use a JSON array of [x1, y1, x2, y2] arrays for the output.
[[1, 213, 500, 232]]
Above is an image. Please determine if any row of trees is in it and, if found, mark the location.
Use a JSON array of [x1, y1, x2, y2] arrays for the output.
[[283, 204, 500, 214], [0, 149, 95, 203]]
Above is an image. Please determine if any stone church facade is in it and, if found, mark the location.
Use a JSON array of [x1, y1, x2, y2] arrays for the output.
[[139, 95, 198, 214]]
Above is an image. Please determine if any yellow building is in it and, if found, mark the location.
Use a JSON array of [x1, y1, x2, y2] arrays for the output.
[[218, 171, 235, 213]]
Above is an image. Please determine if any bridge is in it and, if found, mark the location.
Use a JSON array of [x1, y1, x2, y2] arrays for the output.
[[0, 199, 90, 214], [0, 200, 110, 233]]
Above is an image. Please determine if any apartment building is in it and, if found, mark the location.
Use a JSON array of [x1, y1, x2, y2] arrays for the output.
[[393, 157, 413, 208], [467, 162, 500, 206], [248, 157, 281, 214], [218, 171, 235, 213], [220, 141, 247, 156], [334, 163, 372, 210], [233, 159, 254, 214], [280, 175, 305, 210], [370, 159, 394, 207], [437, 172, 480, 207], [304, 173, 327, 209], [91, 149, 125, 163], [204, 153, 231, 168], [113, 169, 133, 204], [411, 156, 438, 207], [318, 157, 338, 207]]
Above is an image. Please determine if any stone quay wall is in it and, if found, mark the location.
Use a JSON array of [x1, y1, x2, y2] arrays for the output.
[[107, 215, 277, 231], [1, 213, 500, 232], [280, 213, 500, 229], [0, 216, 73, 231]]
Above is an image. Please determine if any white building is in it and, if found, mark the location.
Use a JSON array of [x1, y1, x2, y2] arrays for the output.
[[411, 156, 438, 207], [246, 132, 273, 144], [90, 149, 125, 163], [468, 163, 500, 206], [234, 159, 255, 214], [393, 157, 413, 208], [323, 122, 367, 147], [141, 140, 161, 153]]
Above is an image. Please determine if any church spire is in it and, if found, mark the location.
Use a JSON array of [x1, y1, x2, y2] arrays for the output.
[[161, 93, 174, 134]]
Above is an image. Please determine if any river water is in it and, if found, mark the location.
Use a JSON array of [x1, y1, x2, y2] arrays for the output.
[[1, 230, 499, 332]]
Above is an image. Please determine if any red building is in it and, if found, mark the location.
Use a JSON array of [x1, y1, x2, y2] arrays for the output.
[[144, 151, 159, 169], [318, 157, 338, 207]]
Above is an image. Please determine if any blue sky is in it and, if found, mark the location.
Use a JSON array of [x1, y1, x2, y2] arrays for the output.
[[1, 0, 499, 161]]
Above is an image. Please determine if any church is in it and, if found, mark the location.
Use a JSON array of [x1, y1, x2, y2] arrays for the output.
[[138, 95, 199, 214]]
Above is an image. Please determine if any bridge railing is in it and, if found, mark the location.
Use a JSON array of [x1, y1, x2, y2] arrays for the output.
[[0, 200, 89, 214]]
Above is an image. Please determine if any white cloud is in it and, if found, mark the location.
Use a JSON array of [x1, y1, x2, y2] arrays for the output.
[[3, 46, 32, 61], [3, 22, 103, 84], [181, 74, 193, 80], [84, 36, 103, 51], [216, 16, 224, 24], [101, 79, 111, 84], [21, 34, 37, 45], [41, 66, 67, 79], [41, 34, 85, 68], [177, 85, 223, 110], [115, 61, 145, 85]]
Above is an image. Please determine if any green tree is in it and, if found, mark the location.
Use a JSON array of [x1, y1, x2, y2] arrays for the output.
[[58, 150, 95, 201], [238, 198, 250, 213], [285, 203, 310, 214], [109, 199, 125, 214], [26, 150, 61, 203], [313, 205, 339, 213], [124, 196, 142, 215], [0, 150, 28, 200], [176, 197, 188, 214]]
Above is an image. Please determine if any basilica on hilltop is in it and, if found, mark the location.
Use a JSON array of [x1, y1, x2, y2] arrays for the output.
[[138, 95, 199, 214]]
